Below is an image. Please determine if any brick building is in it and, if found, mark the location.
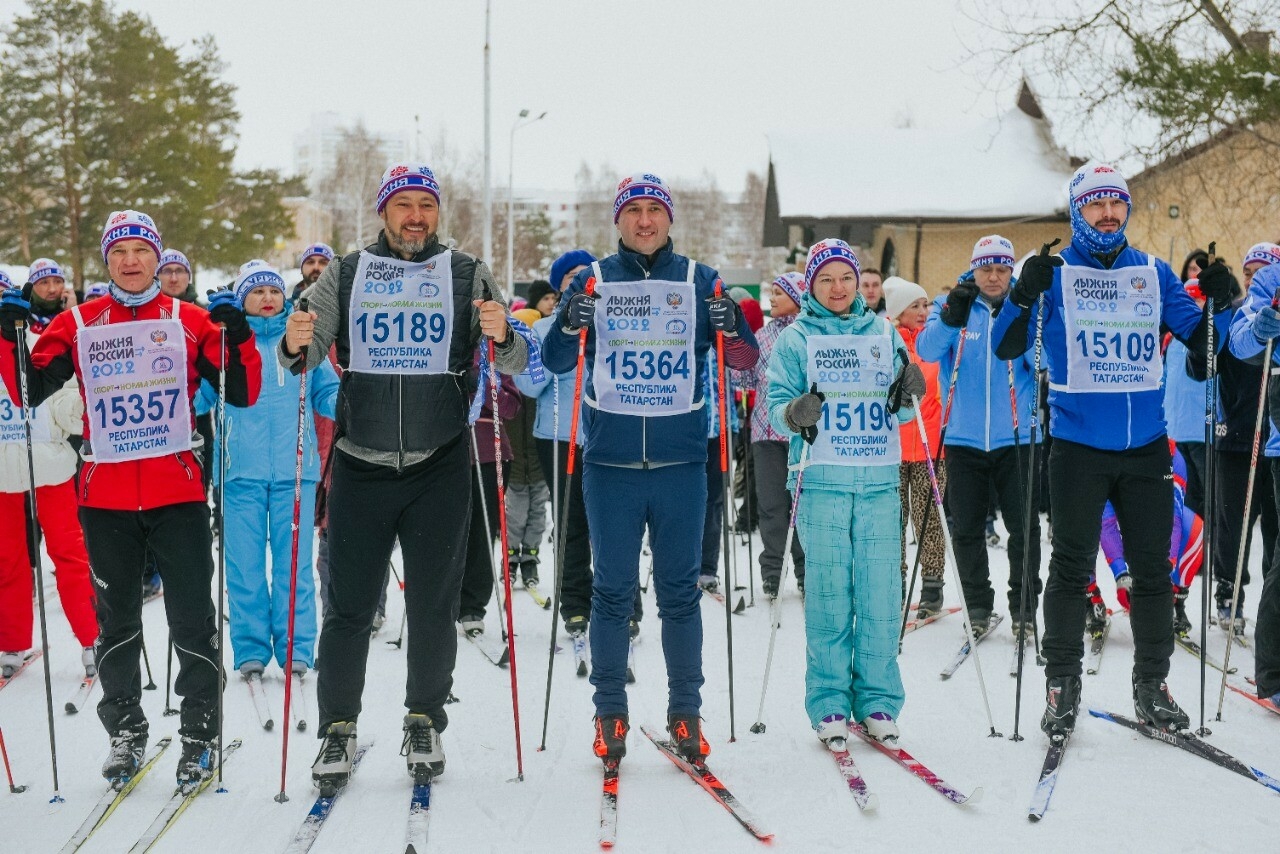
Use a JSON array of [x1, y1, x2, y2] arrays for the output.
[[763, 83, 1079, 294]]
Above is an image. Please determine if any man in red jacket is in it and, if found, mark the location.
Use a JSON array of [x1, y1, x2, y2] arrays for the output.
[[0, 210, 262, 790]]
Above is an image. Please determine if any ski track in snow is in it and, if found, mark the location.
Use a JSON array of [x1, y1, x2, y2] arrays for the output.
[[2, 522, 1277, 852]]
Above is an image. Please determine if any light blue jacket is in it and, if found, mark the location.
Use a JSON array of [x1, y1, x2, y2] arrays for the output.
[[704, 347, 740, 440], [915, 291, 1039, 450], [196, 310, 340, 484], [1228, 264, 1280, 456], [766, 292, 913, 492], [515, 315, 580, 443], [1162, 337, 1206, 444]]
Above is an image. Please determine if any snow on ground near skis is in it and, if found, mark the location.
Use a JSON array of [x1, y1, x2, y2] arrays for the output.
[[2, 522, 1276, 853]]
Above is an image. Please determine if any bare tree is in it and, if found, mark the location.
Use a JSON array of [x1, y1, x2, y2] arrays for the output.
[[315, 122, 386, 252]]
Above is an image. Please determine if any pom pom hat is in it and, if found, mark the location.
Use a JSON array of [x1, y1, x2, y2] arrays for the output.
[[376, 163, 441, 214], [1067, 162, 1130, 255], [1243, 242, 1280, 269], [101, 210, 162, 263], [970, 235, 1015, 269], [233, 259, 286, 305], [772, 271, 806, 308], [28, 258, 64, 284], [804, 238, 861, 289], [613, 172, 674, 223]]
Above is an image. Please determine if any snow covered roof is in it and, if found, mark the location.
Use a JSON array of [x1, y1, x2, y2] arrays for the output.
[[768, 106, 1077, 221]]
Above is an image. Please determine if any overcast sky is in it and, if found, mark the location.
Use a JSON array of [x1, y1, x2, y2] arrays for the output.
[[1, 0, 1052, 192]]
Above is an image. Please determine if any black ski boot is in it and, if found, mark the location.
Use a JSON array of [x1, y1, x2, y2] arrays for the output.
[[917, 579, 944, 619], [968, 608, 993, 639], [667, 714, 710, 764], [401, 713, 445, 782], [593, 714, 629, 762], [1040, 675, 1081, 741], [102, 729, 147, 787], [1172, 586, 1192, 637], [311, 720, 358, 796], [761, 575, 779, 600], [175, 737, 215, 791], [1132, 675, 1190, 732], [521, 547, 540, 587], [1085, 586, 1108, 637]]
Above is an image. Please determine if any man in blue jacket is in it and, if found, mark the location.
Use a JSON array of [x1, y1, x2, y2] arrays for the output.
[[992, 162, 1234, 738], [542, 173, 758, 764], [916, 235, 1041, 636]]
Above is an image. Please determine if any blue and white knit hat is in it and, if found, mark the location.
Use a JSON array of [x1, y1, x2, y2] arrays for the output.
[[300, 243, 335, 266], [84, 282, 110, 299], [376, 163, 441, 214], [233, 259, 286, 305], [771, 271, 805, 308], [970, 235, 1015, 269], [613, 172, 674, 223], [0, 270, 13, 290], [28, 258, 64, 284], [101, 210, 162, 262], [1068, 162, 1130, 254], [1243, 242, 1280, 269], [804, 238, 861, 289], [158, 249, 191, 276]]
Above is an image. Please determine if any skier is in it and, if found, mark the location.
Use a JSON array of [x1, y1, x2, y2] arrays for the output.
[[1227, 249, 1280, 705], [0, 210, 262, 786], [542, 173, 757, 763], [294, 243, 335, 301], [0, 262, 99, 680], [195, 260, 339, 680], [157, 249, 198, 302], [991, 163, 1235, 737], [883, 276, 946, 602], [734, 272, 807, 599], [915, 236, 1042, 631], [696, 346, 739, 595], [503, 307, 551, 589], [766, 238, 924, 745], [280, 163, 530, 792]]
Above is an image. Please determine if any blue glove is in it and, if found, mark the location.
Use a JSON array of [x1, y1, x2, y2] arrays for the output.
[[565, 292, 597, 331], [1253, 304, 1280, 342], [707, 295, 739, 334], [206, 288, 250, 343], [0, 289, 32, 340]]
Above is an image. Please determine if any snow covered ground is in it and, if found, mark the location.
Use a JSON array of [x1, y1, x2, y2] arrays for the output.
[[2, 515, 1276, 853]]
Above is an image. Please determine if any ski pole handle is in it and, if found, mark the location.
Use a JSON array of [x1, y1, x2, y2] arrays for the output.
[[565, 276, 595, 477], [1038, 237, 1061, 257]]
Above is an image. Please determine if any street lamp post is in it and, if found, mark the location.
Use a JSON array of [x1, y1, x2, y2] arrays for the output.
[[506, 109, 547, 297], [482, 0, 492, 272]]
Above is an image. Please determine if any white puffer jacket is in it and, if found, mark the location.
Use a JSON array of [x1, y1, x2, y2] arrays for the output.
[[0, 326, 83, 492]]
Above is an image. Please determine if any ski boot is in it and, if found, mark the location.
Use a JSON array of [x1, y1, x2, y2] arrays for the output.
[[520, 547, 540, 587], [667, 714, 710, 764], [565, 615, 588, 637], [761, 575, 779, 600], [1085, 584, 1108, 637], [1172, 586, 1192, 637], [815, 713, 848, 748], [1040, 675, 1081, 742], [1132, 675, 1190, 732], [593, 714, 629, 762], [142, 569, 162, 600], [985, 515, 1000, 547], [1011, 618, 1035, 644], [968, 608, 993, 639], [459, 615, 485, 638], [0, 651, 24, 678], [1216, 589, 1246, 635], [1115, 572, 1133, 612], [401, 713, 445, 782], [81, 647, 97, 678], [175, 737, 215, 791], [312, 721, 358, 795], [628, 618, 640, 640], [371, 609, 386, 634], [916, 578, 944, 619], [697, 574, 720, 595], [239, 660, 265, 679], [861, 711, 899, 744], [102, 729, 147, 788]]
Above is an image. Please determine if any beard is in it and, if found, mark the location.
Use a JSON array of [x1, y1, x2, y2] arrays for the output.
[[386, 224, 431, 257], [303, 269, 322, 284]]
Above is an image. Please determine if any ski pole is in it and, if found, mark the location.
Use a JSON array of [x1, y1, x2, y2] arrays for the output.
[[13, 319, 62, 802], [1215, 290, 1276, 718], [899, 313, 967, 644], [742, 401, 756, 606], [749, 439, 811, 734], [163, 637, 178, 716], [469, 426, 506, 634], [1197, 242, 1219, 737], [539, 277, 594, 752], [482, 291, 524, 782], [714, 281, 739, 740], [214, 318, 229, 789], [276, 298, 310, 803], [0, 725, 26, 793], [907, 372, 1003, 737], [140, 633, 157, 691]]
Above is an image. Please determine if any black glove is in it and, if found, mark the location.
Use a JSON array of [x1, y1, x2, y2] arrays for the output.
[[707, 295, 739, 334], [1197, 259, 1237, 311], [565, 292, 597, 330], [1011, 253, 1063, 309], [887, 362, 926, 415], [207, 289, 251, 344], [0, 288, 32, 341], [784, 382, 825, 445], [940, 279, 979, 328]]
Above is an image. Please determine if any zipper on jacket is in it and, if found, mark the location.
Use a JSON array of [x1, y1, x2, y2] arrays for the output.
[[176, 453, 194, 482], [81, 462, 96, 501], [984, 303, 992, 451]]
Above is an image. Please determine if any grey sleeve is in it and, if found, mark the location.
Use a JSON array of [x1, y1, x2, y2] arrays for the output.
[[278, 261, 342, 373], [470, 259, 529, 375]]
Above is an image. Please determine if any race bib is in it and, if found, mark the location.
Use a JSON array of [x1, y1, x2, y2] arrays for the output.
[[348, 251, 454, 374], [592, 279, 695, 416], [1059, 262, 1162, 393], [807, 333, 900, 466], [0, 381, 52, 445], [76, 314, 190, 463]]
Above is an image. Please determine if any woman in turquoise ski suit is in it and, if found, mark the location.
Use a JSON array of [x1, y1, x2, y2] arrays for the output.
[[766, 239, 922, 744], [197, 262, 340, 675]]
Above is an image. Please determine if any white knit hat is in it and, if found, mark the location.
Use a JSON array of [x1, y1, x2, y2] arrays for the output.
[[883, 276, 928, 320]]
